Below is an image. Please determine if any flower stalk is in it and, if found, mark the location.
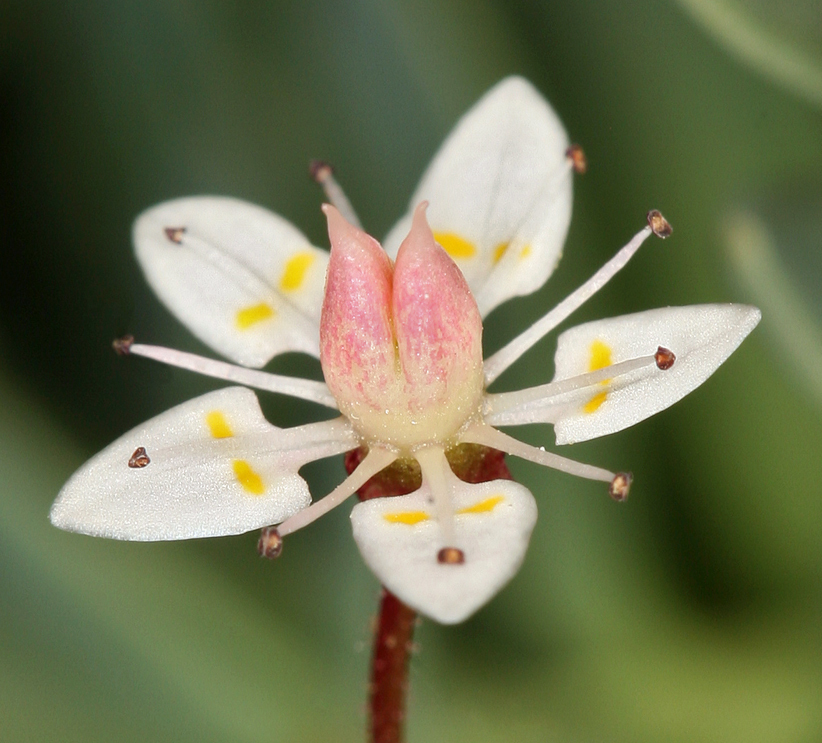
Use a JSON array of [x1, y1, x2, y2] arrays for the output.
[[347, 443, 514, 743], [370, 589, 417, 743]]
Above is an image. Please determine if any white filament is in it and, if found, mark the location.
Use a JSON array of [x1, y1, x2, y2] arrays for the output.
[[484, 354, 657, 425], [315, 167, 362, 229], [277, 447, 397, 536], [483, 225, 653, 385], [415, 446, 457, 545], [460, 423, 614, 483], [128, 343, 339, 409]]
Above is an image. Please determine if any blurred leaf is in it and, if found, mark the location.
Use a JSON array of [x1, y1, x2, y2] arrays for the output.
[[677, 0, 822, 108], [724, 195, 822, 409]]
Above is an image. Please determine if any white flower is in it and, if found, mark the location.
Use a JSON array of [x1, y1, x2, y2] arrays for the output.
[[50, 77, 760, 624]]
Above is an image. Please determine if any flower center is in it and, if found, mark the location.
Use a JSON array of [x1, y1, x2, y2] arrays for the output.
[[341, 377, 485, 453], [319, 203, 485, 453]]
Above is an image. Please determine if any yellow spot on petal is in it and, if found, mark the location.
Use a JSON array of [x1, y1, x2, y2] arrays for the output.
[[458, 495, 504, 515], [585, 340, 613, 414], [434, 232, 476, 259], [205, 411, 233, 438], [588, 339, 612, 372], [493, 243, 531, 264], [584, 391, 608, 414], [280, 252, 315, 292], [233, 459, 265, 495], [236, 303, 275, 329], [384, 511, 430, 526]]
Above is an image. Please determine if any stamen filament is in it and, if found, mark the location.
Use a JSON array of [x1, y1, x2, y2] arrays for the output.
[[250, 416, 359, 464], [415, 447, 456, 545], [483, 223, 654, 385], [484, 354, 656, 425], [176, 232, 278, 298], [310, 160, 363, 228], [460, 424, 615, 483], [162, 227, 319, 342], [277, 447, 397, 536], [129, 417, 357, 472], [475, 159, 573, 315], [126, 342, 339, 409]]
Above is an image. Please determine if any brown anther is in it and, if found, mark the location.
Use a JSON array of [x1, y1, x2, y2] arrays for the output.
[[309, 159, 333, 184], [609, 472, 632, 502], [437, 547, 465, 565], [654, 346, 676, 370], [128, 446, 150, 468], [566, 144, 587, 174], [164, 226, 186, 244], [647, 210, 672, 238], [257, 526, 283, 559], [112, 335, 134, 355]]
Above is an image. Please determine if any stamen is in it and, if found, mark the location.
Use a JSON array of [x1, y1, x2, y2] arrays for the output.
[[474, 157, 574, 315], [647, 210, 672, 239], [164, 226, 186, 244], [277, 448, 397, 536], [113, 335, 134, 355], [415, 447, 457, 545], [155, 229, 322, 344], [609, 472, 632, 501], [484, 354, 658, 425], [168, 228, 274, 297], [654, 346, 676, 370], [128, 446, 150, 468], [483, 216, 666, 385], [437, 547, 465, 565], [566, 144, 587, 174], [459, 423, 615, 484], [310, 159, 362, 229], [123, 342, 339, 409], [257, 526, 284, 559], [256, 416, 359, 463]]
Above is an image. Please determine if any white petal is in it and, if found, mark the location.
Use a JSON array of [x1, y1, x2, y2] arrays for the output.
[[384, 77, 572, 317], [350, 478, 537, 624], [133, 196, 329, 368], [51, 388, 355, 540], [550, 304, 762, 444]]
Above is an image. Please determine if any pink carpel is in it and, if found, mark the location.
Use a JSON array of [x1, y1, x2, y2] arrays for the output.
[[320, 203, 484, 451]]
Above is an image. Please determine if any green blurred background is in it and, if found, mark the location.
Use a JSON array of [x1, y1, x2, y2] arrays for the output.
[[2, 1, 821, 741]]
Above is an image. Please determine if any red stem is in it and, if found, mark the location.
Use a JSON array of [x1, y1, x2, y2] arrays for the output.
[[370, 590, 417, 743], [345, 444, 513, 743]]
